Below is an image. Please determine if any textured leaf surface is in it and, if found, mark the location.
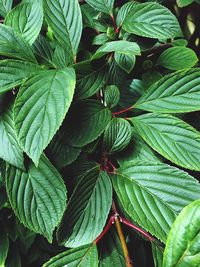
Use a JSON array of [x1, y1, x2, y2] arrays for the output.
[[116, 1, 139, 26], [103, 118, 132, 154], [6, 155, 67, 243], [43, 244, 98, 267], [104, 85, 120, 108], [85, 0, 114, 15], [163, 199, 200, 267], [43, 0, 82, 62], [177, 0, 194, 7], [114, 52, 136, 73], [157, 47, 198, 70], [57, 167, 112, 247], [135, 68, 200, 113], [14, 68, 76, 165], [0, 24, 36, 62], [0, 60, 41, 94], [113, 161, 200, 242], [152, 244, 163, 267], [123, 2, 181, 39], [0, 0, 12, 17], [5, 1, 43, 45], [0, 103, 24, 169], [63, 100, 112, 147], [131, 113, 200, 170]]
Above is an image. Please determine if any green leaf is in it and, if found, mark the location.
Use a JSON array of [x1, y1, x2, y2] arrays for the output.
[[163, 199, 200, 267], [0, 0, 12, 17], [104, 85, 120, 108], [6, 155, 67, 243], [5, 1, 43, 45], [114, 52, 136, 73], [63, 100, 112, 147], [172, 39, 188, 47], [57, 167, 112, 247], [85, 0, 114, 15], [43, 244, 98, 267], [93, 33, 110, 45], [14, 68, 76, 166], [116, 1, 139, 27], [52, 44, 69, 69], [135, 68, 200, 113], [0, 24, 36, 62], [152, 244, 163, 267], [0, 59, 41, 94], [157, 47, 198, 70], [122, 2, 182, 39], [92, 40, 141, 59], [177, 0, 194, 7], [113, 161, 200, 242], [43, 0, 83, 63], [103, 118, 132, 154], [0, 103, 24, 169], [131, 113, 200, 171], [0, 228, 9, 266]]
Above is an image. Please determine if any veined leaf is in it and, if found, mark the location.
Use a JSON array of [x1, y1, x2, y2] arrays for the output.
[[0, 24, 36, 62], [156, 47, 198, 70], [116, 1, 139, 27], [135, 68, 200, 113], [63, 100, 112, 147], [0, 60, 41, 94], [0, 103, 24, 169], [0, 0, 12, 17], [57, 167, 112, 247], [131, 113, 200, 171], [0, 228, 9, 266], [113, 161, 200, 242], [85, 0, 114, 15], [114, 52, 136, 74], [92, 40, 141, 59], [14, 68, 76, 166], [6, 155, 67, 243], [5, 1, 43, 45], [163, 199, 200, 267], [177, 0, 194, 7], [122, 2, 182, 39], [43, 0, 83, 62], [152, 244, 163, 267], [43, 244, 98, 267], [104, 85, 120, 108]]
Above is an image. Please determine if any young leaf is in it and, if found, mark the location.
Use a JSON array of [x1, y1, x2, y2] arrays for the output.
[[131, 113, 200, 171], [85, 0, 114, 15], [114, 52, 136, 74], [177, 0, 194, 7], [135, 68, 200, 113], [0, 60, 41, 94], [103, 118, 132, 154], [57, 167, 112, 247], [0, 24, 36, 62], [0, 0, 12, 17], [156, 47, 198, 70], [113, 161, 200, 242], [104, 85, 120, 108], [43, 244, 98, 267], [163, 199, 200, 267], [5, 1, 43, 45], [43, 0, 83, 63], [14, 68, 76, 166], [63, 100, 112, 147], [92, 40, 141, 59], [122, 2, 182, 39], [0, 103, 24, 170], [6, 155, 67, 243]]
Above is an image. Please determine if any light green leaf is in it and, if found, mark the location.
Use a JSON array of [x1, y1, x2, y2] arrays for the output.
[[177, 0, 194, 7], [157, 47, 198, 70], [0, 24, 36, 62], [85, 0, 114, 15], [113, 161, 200, 242], [103, 118, 132, 154], [63, 100, 112, 147], [116, 1, 139, 27], [14, 68, 76, 166], [0, 228, 9, 266], [0, 0, 12, 17], [57, 167, 112, 247], [104, 85, 120, 108], [163, 199, 200, 267], [123, 2, 182, 39], [0, 60, 41, 94], [0, 103, 24, 169], [131, 113, 200, 171], [114, 52, 136, 73], [93, 33, 110, 45], [43, 0, 83, 62], [6, 155, 67, 243], [5, 1, 43, 45], [92, 40, 141, 60], [135, 68, 200, 113], [43, 244, 98, 267]]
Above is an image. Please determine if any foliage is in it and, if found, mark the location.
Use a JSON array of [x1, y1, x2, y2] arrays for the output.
[[0, 0, 200, 267]]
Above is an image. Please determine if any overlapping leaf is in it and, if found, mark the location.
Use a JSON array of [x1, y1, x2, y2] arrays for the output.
[[85, 0, 114, 15], [6, 155, 67, 242], [115, 52, 136, 73], [0, 0, 12, 17], [113, 161, 200, 242], [14, 68, 76, 165], [104, 85, 120, 108]]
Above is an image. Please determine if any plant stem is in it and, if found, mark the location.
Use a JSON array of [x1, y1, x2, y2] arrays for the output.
[[112, 106, 133, 116], [115, 216, 133, 267], [111, 14, 119, 33], [93, 215, 115, 244]]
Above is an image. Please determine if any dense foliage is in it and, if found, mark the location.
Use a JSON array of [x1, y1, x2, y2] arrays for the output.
[[0, 0, 200, 266]]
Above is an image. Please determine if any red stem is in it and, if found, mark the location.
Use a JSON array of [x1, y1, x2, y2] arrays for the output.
[[112, 106, 133, 116], [93, 215, 115, 244], [111, 15, 119, 33]]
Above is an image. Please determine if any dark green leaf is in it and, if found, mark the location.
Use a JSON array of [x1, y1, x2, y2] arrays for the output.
[[114, 52, 136, 73], [104, 85, 120, 108], [0, 228, 9, 266], [85, 0, 114, 15], [177, 0, 194, 7]]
